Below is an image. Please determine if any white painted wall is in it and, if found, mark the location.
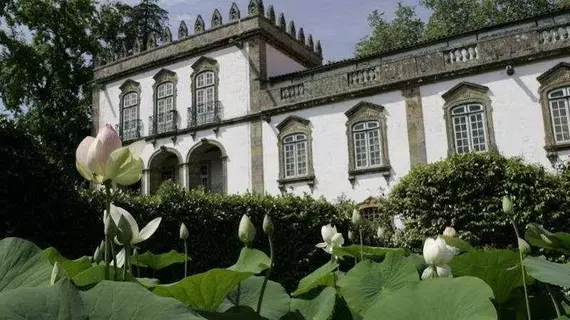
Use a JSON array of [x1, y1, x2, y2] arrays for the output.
[[266, 44, 307, 78], [263, 91, 410, 202], [421, 57, 570, 168], [97, 45, 250, 133]]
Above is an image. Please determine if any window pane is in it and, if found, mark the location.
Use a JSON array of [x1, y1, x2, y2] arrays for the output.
[[550, 99, 570, 142], [452, 106, 466, 115], [367, 121, 380, 129], [549, 88, 567, 99], [354, 131, 368, 168], [353, 122, 366, 131], [296, 141, 307, 175], [468, 104, 482, 112], [123, 92, 137, 107], [157, 83, 173, 99], [469, 113, 487, 151], [368, 129, 381, 166], [284, 143, 296, 177], [453, 116, 470, 154]]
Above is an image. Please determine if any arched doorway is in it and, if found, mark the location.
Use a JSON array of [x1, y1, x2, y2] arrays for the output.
[[149, 147, 182, 194], [187, 139, 227, 194]]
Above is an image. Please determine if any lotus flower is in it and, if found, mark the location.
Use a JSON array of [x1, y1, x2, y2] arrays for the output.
[[351, 209, 363, 226], [443, 226, 457, 237], [109, 204, 161, 245], [76, 124, 145, 185], [238, 214, 256, 245], [316, 224, 345, 254], [180, 223, 189, 240], [421, 236, 456, 280]]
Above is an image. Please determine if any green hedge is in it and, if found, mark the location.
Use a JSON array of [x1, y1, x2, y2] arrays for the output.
[[84, 182, 352, 291], [383, 152, 570, 250]]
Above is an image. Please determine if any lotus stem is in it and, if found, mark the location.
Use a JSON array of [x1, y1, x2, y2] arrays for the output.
[[359, 227, 363, 261], [110, 243, 118, 281], [183, 240, 188, 278], [236, 282, 241, 306], [546, 284, 562, 317], [512, 220, 532, 320], [123, 244, 131, 281], [104, 183, 112, 281], [257, 235, 274, 314]]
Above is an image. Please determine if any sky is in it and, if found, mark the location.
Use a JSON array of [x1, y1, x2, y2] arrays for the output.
[[121, 0, 431, 62]]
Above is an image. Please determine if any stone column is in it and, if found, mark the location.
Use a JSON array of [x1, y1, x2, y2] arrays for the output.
[[91, 83, 101, 136], [402, 87, 427, 167], [248, 37, 267, 193], [142, 169, 151, 195]]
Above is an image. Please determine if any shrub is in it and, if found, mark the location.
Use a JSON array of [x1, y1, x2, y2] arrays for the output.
[[85, 181, 352, 291], [386, 152, 570, 250]]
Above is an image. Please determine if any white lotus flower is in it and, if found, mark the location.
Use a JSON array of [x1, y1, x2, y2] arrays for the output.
[[109, 204, 161, 245], [180, 223, 189, 240], [422, 236, 456, 280], [238, 214, 256, 245], [443, 226, 457, 237], [316, 224, 345, 254], [351, 209, 363, 226]]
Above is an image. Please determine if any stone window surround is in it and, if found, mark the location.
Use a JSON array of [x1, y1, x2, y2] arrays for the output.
[[345, 101, 391, 181], [276, 115, 315, 188], [538, 62, 570, 152], [118, 79, 142, 141], [190, 57, 220, 126], [442, 82, 497, 156], [152, 69, 179, 131]]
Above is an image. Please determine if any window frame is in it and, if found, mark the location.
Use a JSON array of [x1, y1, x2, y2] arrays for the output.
[[276, 116, 315, 188], [450, 103, 489, 154], [118, 80, 141, 141], [442, 82, 497, 156], [190, 57, 220, 128], [152, 69, 178, 136], [345, 101, 391, 179], [537, 63, 570, 153]]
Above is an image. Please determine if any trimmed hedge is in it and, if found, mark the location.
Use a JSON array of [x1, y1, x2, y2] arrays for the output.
[[383, 152, 570, 250], [84, 182, 352, 290]]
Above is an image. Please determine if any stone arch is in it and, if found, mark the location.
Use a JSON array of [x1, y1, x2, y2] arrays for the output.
[[148, 146, 183, 194], [186, 138, 228, 194]]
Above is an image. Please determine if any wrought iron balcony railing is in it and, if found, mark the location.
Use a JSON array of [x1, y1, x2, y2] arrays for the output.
[[149, 110, 178, 135], [115, 119, 142, 141], [188, 101, 223, 128]]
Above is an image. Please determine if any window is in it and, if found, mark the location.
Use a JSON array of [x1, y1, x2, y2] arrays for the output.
[[450, 104, 487, 154], [121, 92, 139, 140], [352, 121, 382, 168], [345, 102, 390, 177], [156, 82, 174, 133], [442, 82, 496, 155], [276, 116, 315, 186], [118, 80, 141, 141], [283, 133, 308, 177], [548, 87, 570, 143], [195, 71, 216, 125], [199, 161, 211, 189]]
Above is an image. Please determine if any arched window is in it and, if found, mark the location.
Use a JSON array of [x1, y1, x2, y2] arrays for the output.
[[547, 87, 570, 143], [121, 92, 139, 140], [283, 133, 308, 178], [195, 71, 216, 125], [450, 104, 488, 154], [352, 120, 382, 169], [156, 82, 175, 133]]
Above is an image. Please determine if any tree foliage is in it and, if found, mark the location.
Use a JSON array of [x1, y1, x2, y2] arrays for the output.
[[357, 0, 570, 56]]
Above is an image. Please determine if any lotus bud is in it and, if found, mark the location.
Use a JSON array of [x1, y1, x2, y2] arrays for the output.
[[263, 214, 274, 236], [117, 215, 133, 244], [180, 223, 189, 240], [518, 237, 531, 255], [321, 224, 337, 243], [443, 226, 457, 237], [238, 214, 256, 245], [99, 240, 105, 252], [423, 236, 455, 266], [50, 262, 67, 285], [377, 227, 386, 239], [348, 230, 354, 241], [104, 210, 117, 236], [93, 246, 102, 264], [502, 196, 514, 214], [351, 209, 363, 226]]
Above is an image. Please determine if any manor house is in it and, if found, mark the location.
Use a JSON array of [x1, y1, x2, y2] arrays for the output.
[[93, 0, 570, 201]]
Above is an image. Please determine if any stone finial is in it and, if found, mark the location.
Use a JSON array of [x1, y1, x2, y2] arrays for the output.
[[248, 0, 260, 15], [316, 40, 322, 57], [267, 5, 276, 24], [298, 28, 305, 42], [307, 34, 314, 50], [133, 38, 141, 53], [178, 21, 188, 39], [195, 15, 205, 33], [148, 32, 157, 49], [212, 9, 223, 28], [288, 20, 296, 37], [163, 27, 172, 43], [229, 2, 240, 21], [278, 13, 286, 31]]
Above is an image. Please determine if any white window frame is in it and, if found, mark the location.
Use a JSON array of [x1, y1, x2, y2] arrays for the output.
[[156, 82, 174, 133], [195, 71, 216, 125], [548, 87, 570, 144], [352, 121, 382, 169], [282, 133, 308, 178], [450, 104, 488, 154], [121, 92, 139, 140]]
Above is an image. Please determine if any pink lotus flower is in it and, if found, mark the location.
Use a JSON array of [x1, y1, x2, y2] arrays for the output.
[[76, 124, 144, 185]]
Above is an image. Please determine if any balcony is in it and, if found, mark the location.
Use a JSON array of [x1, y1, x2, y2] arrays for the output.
[[188, 101, 223, 128], [116, 120, 142, 142], [149, 110, 178, 135]]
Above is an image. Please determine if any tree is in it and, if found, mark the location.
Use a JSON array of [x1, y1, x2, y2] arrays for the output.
[[129, 0, 169, 51], [355, 3, 424, 57]]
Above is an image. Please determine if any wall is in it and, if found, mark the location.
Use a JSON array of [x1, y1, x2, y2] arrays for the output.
[[97, 46, 250, 132], [262, 91, 410, 202], [421, 57, 570, 168], [266, 44, 307, 78]]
